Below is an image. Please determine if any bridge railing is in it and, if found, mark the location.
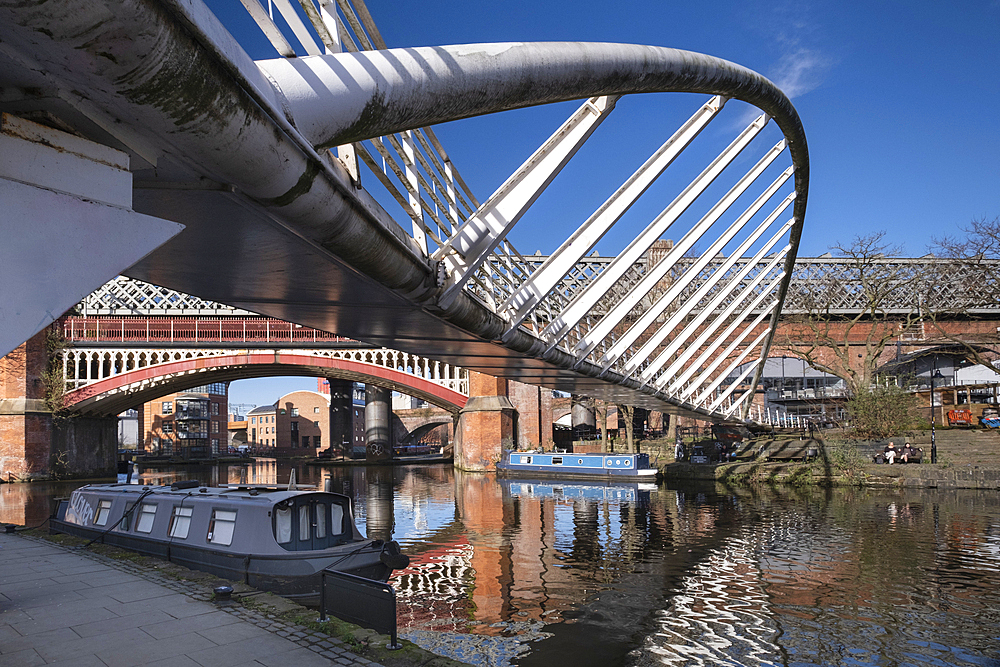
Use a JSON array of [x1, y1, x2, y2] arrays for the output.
[[63, 316, 358, 345]]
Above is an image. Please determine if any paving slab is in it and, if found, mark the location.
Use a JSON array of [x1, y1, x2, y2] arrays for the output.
[[0, 532, 382, 667]]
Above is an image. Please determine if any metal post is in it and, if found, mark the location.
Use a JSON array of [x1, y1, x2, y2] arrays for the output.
[[931, 360, 938, 464]]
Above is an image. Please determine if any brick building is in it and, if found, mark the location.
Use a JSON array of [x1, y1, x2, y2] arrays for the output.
[[140, 382, 228, 458]]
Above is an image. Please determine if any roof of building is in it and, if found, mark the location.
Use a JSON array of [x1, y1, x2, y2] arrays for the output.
[[246, 402, 277, 415]]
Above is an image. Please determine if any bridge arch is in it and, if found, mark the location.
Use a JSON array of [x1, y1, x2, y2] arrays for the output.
[[64, 351, 468, 417]]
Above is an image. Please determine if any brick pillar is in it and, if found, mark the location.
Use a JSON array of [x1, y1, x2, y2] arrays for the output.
[[0, 329, 52, 481], [454, 371, 516, 471]]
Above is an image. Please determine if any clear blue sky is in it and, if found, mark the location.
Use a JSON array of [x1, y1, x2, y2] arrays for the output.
[[228, 0, 1000, 407]]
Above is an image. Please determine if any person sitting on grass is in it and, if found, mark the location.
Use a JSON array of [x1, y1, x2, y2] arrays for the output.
[[884, 442, 897, 464]]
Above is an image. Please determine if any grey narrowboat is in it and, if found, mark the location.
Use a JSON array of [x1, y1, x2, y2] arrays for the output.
[[50, 481, 408, 603]]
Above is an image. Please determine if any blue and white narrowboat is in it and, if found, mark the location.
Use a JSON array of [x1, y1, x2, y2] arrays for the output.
[[50, 481, 409, 603], [496, 451, 659, 481]]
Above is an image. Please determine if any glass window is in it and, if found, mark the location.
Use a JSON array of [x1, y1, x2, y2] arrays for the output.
[[136, 503, 156, 533], [120, 502, 134, 531], [275, 506, 292, 543], [291, 408, 299, 417], [95, 499, 112, 526], [211, 403, 219, 415], [331, 503, 344, 534], [251, 417, 256, 424], [162, 401, 172, 414], [162, 422, 173, 434], [208, 509, 237, 546], [315, 505, 326, 538], [313, 407, 320, 414], [299, 505, 310, 540], [168, 506, 193, 538]]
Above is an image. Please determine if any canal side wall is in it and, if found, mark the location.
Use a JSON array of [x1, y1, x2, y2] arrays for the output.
[[659, 429, 1000, 490]]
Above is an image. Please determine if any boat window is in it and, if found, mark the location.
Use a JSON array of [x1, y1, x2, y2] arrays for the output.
[[315, 504, 327, 538], [207, 509, 237, 546], [119, 502, 135, 531], [552, 457, 563, 465], [331, 502, 344, 534], [275, 505, 292, 543], [299, 504, 310, 541], [94, 500, 112, 526], [136, 503, 156, 533], [520, 456, 532, 464], [168, 506, 193, 538]]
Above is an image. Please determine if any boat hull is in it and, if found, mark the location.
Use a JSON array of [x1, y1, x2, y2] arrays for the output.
[[496, 451, 659, 481]]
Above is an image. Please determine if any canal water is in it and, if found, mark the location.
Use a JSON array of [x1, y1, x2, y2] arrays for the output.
[[2, 461, 999, 667]]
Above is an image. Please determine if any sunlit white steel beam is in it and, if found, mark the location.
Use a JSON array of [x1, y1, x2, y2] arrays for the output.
[[664, 288, 778, 395], [696, 329, 769, 407], [707, 357, 761, 412], [433, 96, 618, 309], [674, 301, 779, 398], [579, 150, 791, 366], [634, 240, 789, 384], [540, 114, 770, 348], [499, 95, 727, 333]]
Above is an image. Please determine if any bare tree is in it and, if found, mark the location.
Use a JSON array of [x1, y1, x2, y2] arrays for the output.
[[617, 404, 636, 452], [779, 232, 930, 395], [595, 400, 610, 452], [927, 216, 1000, 365]]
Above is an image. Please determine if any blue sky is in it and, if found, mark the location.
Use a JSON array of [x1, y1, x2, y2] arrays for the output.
[[228, 0, 1000, 407]]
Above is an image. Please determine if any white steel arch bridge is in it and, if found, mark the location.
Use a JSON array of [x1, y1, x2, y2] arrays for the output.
[[0, 0, 808, 425]]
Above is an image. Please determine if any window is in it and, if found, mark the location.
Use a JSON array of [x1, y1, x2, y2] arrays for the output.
[[302, 436, 310, 448], [314, 434, 320, 448], [207, 509, 237, 546], [314, 421, 319, 428], [251, 417, 256, 424], [211, 403, 219, 416], [313, 407, 320, 414], [315, 505, 326, 538], [168, 505, 193, 538], [291, 408, 299, 417], [120, 503, 134, 531], [136, 503, 156, 533], [211, 421, 219, 434], [162, 422, 173, 434], [162, 401, 172, 414], [552, 457, 563, 465], [275, 505, 292, 543], [95, 499, 112, 526], [299, 505, 310, 541]]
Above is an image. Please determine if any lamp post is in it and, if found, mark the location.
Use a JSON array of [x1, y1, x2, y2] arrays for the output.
[[931, 363, 943, 464]]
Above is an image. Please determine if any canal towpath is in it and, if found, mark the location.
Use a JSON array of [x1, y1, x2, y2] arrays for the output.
[[0, 530, 402, 667]]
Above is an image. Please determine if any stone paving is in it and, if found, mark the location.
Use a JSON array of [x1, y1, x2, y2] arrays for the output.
[[0, 531, 383, 667]]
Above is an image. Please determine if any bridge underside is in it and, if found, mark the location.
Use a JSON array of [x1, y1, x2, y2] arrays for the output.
[[0, 0, 807, 423]]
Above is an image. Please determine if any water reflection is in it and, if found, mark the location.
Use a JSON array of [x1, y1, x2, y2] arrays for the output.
[[2, 462, 1000, 667]]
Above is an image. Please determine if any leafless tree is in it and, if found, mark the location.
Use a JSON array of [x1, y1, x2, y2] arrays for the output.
[[927, 216, 1000, 365], [779, 232, 930, 395], [617, 403, 636, 452]]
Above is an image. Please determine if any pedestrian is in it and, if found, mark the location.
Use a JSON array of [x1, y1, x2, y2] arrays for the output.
[[884, 441, 897, 464]]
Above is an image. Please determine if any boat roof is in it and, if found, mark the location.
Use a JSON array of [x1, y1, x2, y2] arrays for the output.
[[73, 482, 350, 504]]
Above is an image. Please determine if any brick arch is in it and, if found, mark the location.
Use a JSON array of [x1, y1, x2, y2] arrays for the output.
[[64, 351, 467, 416]]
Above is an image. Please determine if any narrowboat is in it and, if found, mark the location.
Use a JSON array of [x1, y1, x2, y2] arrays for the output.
[[501, 478, 657, 503], [495, 450, 659, 481], [50, 481, 409, 603]]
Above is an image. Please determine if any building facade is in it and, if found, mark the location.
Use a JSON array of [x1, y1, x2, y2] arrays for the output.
[[140, 382, 228, 458]]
